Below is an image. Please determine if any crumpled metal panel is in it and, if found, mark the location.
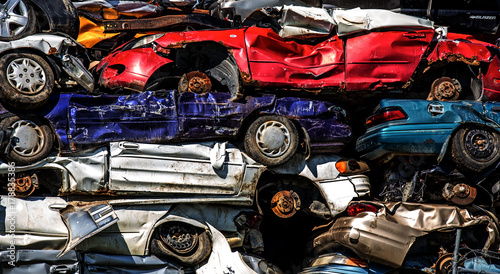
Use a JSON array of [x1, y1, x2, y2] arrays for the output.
[[426, 33, 497, 63], [73, 0, 161, 20], [0, 196, 68, 251], [69, 91, 178, 145], [244, 27, 344, 88], [0, 34, 79, 55], [313, 201, 499, 268], [82, 253, 182, 274], [279, 6, 336, 39], [0, 250, 78, 274], [332, 8, 434, 36], [197, 224, 259, 274]]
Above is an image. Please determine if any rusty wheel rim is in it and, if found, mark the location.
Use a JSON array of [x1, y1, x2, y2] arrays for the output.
[[464, 129, 498, 161], [430, 77, 461, 101], [270, 190, 301, 218], [178, 71, 212, 93]]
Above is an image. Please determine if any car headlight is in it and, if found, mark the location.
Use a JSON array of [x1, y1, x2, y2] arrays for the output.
[[123, 33, 165, 51]]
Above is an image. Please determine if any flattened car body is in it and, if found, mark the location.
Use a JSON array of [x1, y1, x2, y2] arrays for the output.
[[356, 99, 500, 168], [96, 7, 500, 101], [312, 201, 500, 268], [0, 141, 370, 219]]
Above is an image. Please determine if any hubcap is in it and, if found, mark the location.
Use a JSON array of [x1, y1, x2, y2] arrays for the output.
[[7, 57, 46, 94], [0, 0, 29, 38], [464, 129, 497, 161], [256, 121, 290, 158], [10, 120, 44, 157]]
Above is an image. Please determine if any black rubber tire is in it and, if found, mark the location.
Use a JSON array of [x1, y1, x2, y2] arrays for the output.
[[0, 52, 55, 109], [244, 115, 299, 166], [0, 0, 36, 41], [150, 223, 212, 266], [0, 115, 54, 165], [451, 127, 500, 173]]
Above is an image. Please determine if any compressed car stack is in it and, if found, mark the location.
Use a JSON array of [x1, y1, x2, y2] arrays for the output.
[[0, 0, 500, 273]]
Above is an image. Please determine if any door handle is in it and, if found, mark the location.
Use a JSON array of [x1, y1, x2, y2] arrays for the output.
[[119, 142, 139, 150], [403, 33, 426, 39]]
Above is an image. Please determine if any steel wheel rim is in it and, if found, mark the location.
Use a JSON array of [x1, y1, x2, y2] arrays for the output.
[[7, 57, 46, 94], [0, 0, 29, 38], [10, 120, 45, 157], [464, 129, 497, 161], [160, 224, 199, 254], [256, 120, 291, 158]]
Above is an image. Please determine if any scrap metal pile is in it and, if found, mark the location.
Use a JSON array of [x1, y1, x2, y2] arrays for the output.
[[1, 0, 500, 273]]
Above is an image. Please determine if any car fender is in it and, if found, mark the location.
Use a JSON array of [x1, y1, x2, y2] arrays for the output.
[[425, 36, 496, 65]]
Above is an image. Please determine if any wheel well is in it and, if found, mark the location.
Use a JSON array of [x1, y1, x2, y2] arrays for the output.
[[411, 62, 479, 100], [173, 42, 241, 96], [255, 173, 329, 218]]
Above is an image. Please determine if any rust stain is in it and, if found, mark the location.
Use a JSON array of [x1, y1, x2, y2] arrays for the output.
[[428, 53, 481, 67], [48, 47, 58, 55]]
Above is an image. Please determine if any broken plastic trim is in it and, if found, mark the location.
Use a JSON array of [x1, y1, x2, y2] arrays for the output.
[[58, 203, 118, 257]]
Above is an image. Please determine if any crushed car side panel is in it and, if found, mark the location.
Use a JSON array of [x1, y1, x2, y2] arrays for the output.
[[244, 27, 345, 89]]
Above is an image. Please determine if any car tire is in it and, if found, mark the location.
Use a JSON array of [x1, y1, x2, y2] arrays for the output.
[[244, 116, 299, 166], [150, 222, 212, 266], [0, 52, 55, 109], [0, 0, 36, 41], [451, 127, 500, 173], [0, 115, 54, 165]]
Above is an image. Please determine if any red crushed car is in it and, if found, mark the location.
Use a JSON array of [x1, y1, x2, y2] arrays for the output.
[[96, 8, 500, 101]]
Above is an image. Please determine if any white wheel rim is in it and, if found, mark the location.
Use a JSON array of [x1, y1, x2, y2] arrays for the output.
[[256, 121, 291, 158], [11, 120, 45, 157], [0, 0, 29, 38], [7, 57, 46, 94]]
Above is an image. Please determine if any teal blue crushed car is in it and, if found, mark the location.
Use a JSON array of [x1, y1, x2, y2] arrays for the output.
[[356, 99, 500, 173]]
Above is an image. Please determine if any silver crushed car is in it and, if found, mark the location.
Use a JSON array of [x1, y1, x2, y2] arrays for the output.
[[0, 34, 93, 109], [0, 141, 370, 220]]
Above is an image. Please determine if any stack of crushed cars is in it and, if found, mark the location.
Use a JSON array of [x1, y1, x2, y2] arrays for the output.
[[0, 0, 500, 273]]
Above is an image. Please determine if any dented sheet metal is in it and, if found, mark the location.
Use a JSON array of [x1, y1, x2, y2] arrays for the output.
[[73, 0, 162, 20], [0, 34, 79, 55], [313, 201, 500, 268], [0, 196, 248, 257], [270, 154, 370, 217], [12, 90, 351, 155], [278, 6, 336, 39], [332, 8, 434, 36], [0, 142, 265, 205]]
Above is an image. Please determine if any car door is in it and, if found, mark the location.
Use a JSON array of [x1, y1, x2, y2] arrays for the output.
[[107, 142, 248, 199], [244, 27, 345, 89], [345, 29, 434, 91], [67, 91, 178, 146], [177, 91, 275, 140]]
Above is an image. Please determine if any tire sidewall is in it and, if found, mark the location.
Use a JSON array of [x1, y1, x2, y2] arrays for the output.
[[0, 52, 55, 109], [0, 0, 36, 41], [244, 115, 299, 167], [451, 127, 500, 173], [150, 226, 212, 266], [0, 115, 54, 165]]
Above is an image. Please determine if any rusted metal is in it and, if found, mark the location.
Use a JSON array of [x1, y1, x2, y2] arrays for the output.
[[13, 173, 38, 197], [427, 77, 462, 101], [103, 14, 232, 33], [178, 71, 212, 93], [442, 183, 477, 205], [270, 190, 301, 218]]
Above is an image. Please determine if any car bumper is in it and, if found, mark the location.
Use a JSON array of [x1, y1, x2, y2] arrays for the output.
[[355, 124, 456, 161]]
